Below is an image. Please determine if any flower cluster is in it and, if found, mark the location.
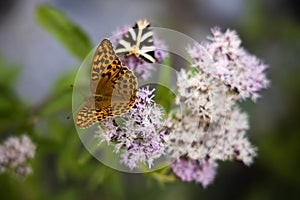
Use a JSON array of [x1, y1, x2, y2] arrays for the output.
[[176, 68, 232, 124], [97, 87, 168, 170], [111, 25, 168, 80], [94, 23, 269, 188], [167, 107, 256, 165], [187, 27, 269, 101], [166, 27, 269, 187], [0, 134, 36, 177]]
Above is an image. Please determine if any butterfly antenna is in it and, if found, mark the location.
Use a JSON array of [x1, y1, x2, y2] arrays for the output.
[[67, 99, 87, 120]]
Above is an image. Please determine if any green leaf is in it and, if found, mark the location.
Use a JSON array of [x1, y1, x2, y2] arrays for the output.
[[0, 55, 29, 133], [34, 69, 76, 117], [155, 56, 175, 113], [0, 55, 21, 88], [146, 166, 177, 187], [35, 5, 92, 60]]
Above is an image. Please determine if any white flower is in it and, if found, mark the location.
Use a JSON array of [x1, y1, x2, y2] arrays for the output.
[[167, 105, 256, 166], [176, 68, 233, 124]]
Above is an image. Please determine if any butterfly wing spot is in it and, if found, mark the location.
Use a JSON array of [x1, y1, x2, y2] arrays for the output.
[[111, 67, 138, 115], [91, 39, 117, 91], [76, 106, 98, 128], [76, 104, 113, 128]]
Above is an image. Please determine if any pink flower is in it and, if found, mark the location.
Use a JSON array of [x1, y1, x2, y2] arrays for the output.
[[187, 27, 269, 101], [171, 159, 217, 188]]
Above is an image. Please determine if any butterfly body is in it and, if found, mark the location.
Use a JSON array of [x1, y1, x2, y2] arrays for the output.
[[76, 38, 138, 129]]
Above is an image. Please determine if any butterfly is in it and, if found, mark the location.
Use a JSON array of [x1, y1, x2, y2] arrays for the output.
[[115, 19, 156, 63], [76, 38, 138, 128]]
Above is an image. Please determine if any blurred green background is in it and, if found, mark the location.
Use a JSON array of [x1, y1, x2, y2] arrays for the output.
[[0, 0, 300, 199]]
